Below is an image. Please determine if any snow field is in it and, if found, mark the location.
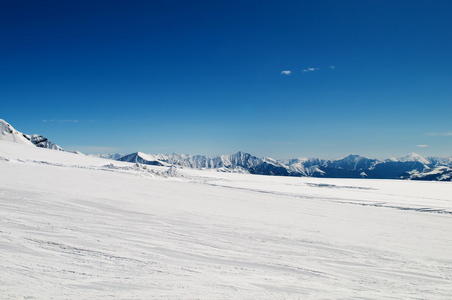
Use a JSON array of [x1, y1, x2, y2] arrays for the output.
[[1, 141, 451, 299]]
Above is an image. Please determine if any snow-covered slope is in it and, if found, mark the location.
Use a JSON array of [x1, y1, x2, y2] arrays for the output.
[[401, 166, 452, 181], [278, 157, 328, 176], [428, 156, 452, 166], [0, 119, 35, 146], [1, 140, 452, 299], [399, 152, 431, 164], [0, 119, 64, 151], [0, 140, 130, 168]]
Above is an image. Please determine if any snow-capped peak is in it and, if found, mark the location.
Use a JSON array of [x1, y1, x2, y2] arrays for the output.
[[398, 153, 430, 165], [137, 152, 168, 162]]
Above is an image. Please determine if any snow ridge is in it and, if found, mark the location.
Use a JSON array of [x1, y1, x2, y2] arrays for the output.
[[0, 119, 35, 146], [0, 119, 64, 151]]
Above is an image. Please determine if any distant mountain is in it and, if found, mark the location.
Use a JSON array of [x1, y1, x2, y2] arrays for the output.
[[163, 152, 291, 176], [104, 151, 452, 181], [0, 119, 64, 151], [117, 152, 167, 166], [399, 166, 452, 181], [89, 153, 125, 160], [115, 151, 292, 175], [2, 119, 451, 181]]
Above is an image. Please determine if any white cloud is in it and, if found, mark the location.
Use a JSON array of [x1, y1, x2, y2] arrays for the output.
[[43, 119, 79, 123], [416, 145, 428, 148], [281, 70, 292, 75], [302, 67, 319, 73], [330, 65, 336, 69], [426, 132, 452, 136]]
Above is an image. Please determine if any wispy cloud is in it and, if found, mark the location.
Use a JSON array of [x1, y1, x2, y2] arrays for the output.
[[416, 144, 428, 148], [302, 67, 320, 73], [281, 65, 334, 76], [43, 119, 79, 123], [426, 132, 452, 136]]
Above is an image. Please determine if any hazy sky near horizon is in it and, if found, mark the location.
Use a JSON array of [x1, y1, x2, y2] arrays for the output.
[[1, 0, 452, 158]]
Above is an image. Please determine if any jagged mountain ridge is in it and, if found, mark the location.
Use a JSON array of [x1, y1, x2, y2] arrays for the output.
[[111, 151, 452, 181], [24, 134, 64, 151], [117, 151, 292, 176]]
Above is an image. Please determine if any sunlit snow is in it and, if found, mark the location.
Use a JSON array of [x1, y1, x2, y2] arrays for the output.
[[1, 141, 451, 299]]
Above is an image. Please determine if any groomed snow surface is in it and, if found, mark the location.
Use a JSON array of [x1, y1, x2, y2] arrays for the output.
[[1, 140, 451, 299]]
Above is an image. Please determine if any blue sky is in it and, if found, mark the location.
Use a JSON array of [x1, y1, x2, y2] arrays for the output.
[[1, 0, 452, 158]]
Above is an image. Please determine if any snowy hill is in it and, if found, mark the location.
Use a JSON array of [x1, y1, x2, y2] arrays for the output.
[[0, 119, 35, 146], [0, 119, 64, 151]]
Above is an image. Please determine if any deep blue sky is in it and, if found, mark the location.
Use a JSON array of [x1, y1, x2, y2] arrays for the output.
[[1, 0, 451, 158]]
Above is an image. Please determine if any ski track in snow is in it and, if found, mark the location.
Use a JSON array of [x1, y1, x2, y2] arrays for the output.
[[1, 141, 452, 299]]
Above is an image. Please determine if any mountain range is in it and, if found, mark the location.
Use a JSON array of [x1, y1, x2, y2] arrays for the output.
[[104, 151, 452, 181], [1, 119, 451, 181]]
